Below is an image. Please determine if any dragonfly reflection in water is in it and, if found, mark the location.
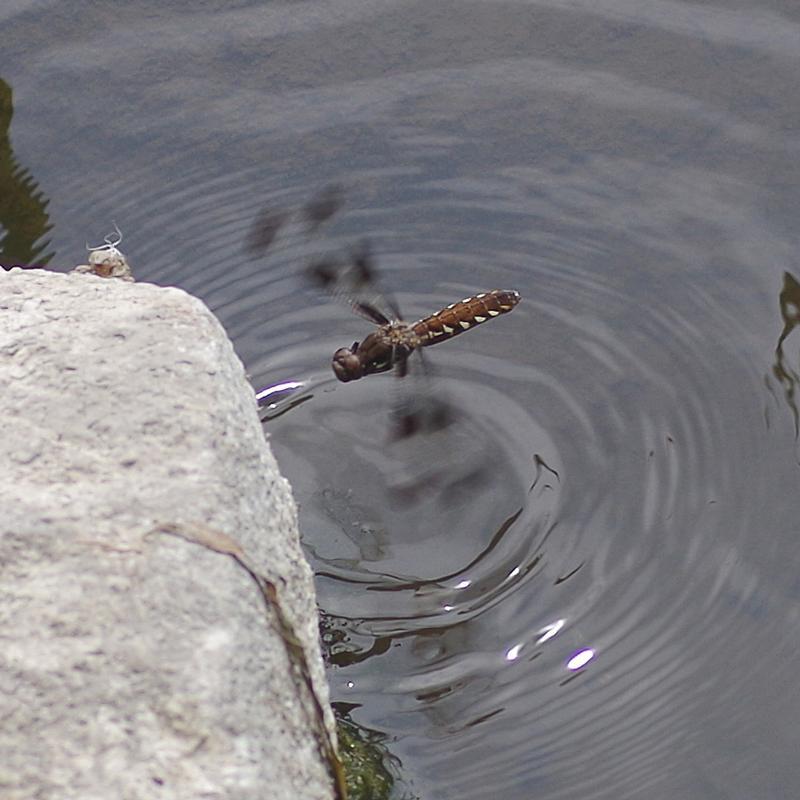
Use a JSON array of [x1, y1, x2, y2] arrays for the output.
[[250, 188, 521, 496]]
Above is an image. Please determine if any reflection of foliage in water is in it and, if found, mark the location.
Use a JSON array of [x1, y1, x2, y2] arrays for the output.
[[321, 614, 418, 799], [335, 708, 419, 800], [336, 712, 394, 800], [0, 77, 53, 266], [768, 271, 800, 436]]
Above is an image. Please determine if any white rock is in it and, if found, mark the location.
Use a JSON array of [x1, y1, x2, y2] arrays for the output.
[[0, 267, 339, 800]]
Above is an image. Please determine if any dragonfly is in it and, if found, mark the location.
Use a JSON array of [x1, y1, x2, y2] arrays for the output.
[[305, 234, 520, 384], [249, 188, 521, 439]]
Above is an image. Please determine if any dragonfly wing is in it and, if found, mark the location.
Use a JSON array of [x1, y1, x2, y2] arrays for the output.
[[389, 350, 454, 440], [301, 184, 344, 232], [246, 207, 291, 256], [307, 238, 401, 325]]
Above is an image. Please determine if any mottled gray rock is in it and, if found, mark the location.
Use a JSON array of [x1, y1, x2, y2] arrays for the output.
[[0, 267, 339, 800]]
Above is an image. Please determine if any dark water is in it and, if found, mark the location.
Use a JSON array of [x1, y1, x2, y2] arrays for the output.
[[4, 1, 800, 797]]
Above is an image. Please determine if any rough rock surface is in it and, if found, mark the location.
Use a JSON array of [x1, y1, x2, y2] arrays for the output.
[[0, 267, 337, 800]]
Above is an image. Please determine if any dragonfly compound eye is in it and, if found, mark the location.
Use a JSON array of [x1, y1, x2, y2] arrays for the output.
[[332, 348, 363, 382]]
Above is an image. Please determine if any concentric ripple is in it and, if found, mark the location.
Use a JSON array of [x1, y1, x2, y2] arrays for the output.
[[251, 163, 793, 799]]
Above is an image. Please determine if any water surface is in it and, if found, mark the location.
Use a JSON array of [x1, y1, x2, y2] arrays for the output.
[[4, 1, 800, 797]]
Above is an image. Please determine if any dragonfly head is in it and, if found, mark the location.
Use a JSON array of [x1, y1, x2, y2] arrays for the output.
[[332, 343, 363, 382]]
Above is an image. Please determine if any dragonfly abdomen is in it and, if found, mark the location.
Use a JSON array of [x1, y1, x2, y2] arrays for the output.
[[413, 289, 520, 345]]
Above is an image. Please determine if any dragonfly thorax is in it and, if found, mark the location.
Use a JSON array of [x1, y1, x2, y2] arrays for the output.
[[332, 324, 418, 382]]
